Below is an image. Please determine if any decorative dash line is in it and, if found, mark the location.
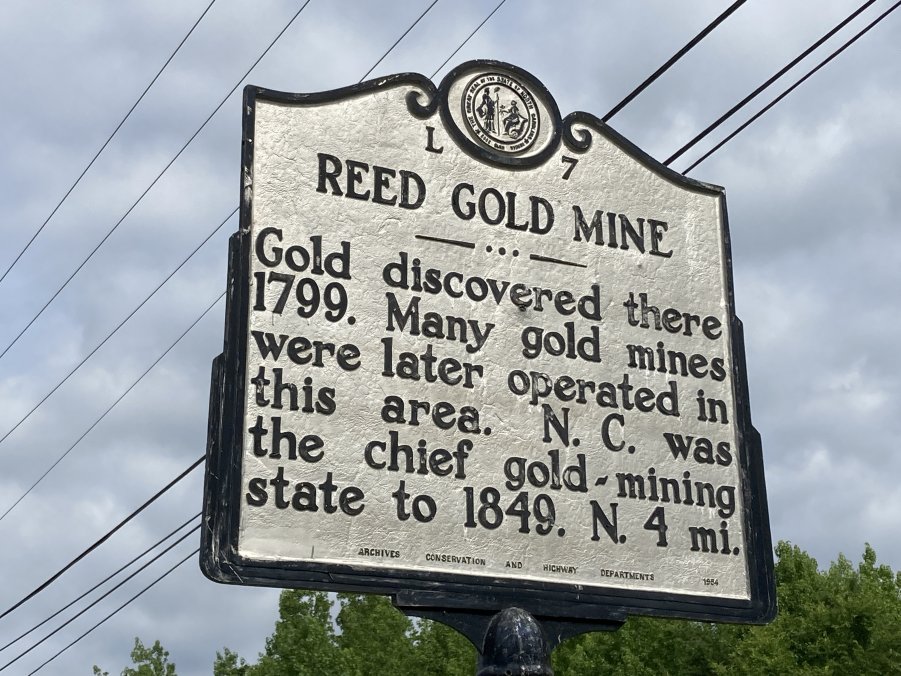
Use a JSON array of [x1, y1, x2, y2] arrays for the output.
[[415, 234, 476, 249], [528, 253, 587, 268]]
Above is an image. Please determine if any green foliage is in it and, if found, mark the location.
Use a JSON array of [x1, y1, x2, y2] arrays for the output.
[[413, 618, 478, 675], [126, 638, 176, 676], [706, 542, 901, 676], [96, 638, 176, 676], [551, 542, 901, 676], [212, 647, 250, 676], [552, 616, 725, 675], [252, 590, 349, 676], [210, 542, 901, 674], [211, 590, 476, 676], [336, 593, 418, 675]]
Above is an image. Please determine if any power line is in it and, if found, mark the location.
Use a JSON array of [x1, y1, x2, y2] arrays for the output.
[[1, 0, 482, 640], [359, 0, 440, 82], [0, 0, 489, 462], [430, 0, 507, 79], [0, 0, 218, 289], [0, 0, 454, 619], [664, 0, 878, 165], [5, 0, 600, 616], [603, 0, 747, 122], [1, 0, 452, 531], [0, 0, 314, 365], [0, 513, 200, 653], [0, 455, 203, 622], [0, 523, 201, 672], [0, 0, 455, 507], [0, 208, 235, 452], [0, 4, 499, 669], [0, 0, 453, 458], [681, 0, 901, 174], [26, 547, 199, 676], [0, 290, 224, 523]]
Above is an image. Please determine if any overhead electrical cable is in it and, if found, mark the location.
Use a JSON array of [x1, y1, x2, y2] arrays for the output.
[[0, 0, 315, 364], [0, 208, 236, 451], [1, 0, 487, 637], [0, 524, 201, 672], [430, 0, 507, 79], [603, 0, 747, 122], [0, 455, 203, 622], [26, 547, 199, 676], [681, 0, 901, 174], [359, 0, 440, 82], [3, 0, 453, 541], [0, 513, 200, 652], [663, 0, 878, 166], [0, 0, 450, 451], [0, 0, 218, 289], [0, 289, 225, 523]]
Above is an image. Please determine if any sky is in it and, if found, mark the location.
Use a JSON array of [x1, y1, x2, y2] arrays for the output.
[[0, 0, 899, 673]]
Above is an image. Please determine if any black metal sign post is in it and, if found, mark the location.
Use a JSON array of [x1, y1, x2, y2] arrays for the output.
[[393, 592, 625, 674], [202, 60, 775, 673]]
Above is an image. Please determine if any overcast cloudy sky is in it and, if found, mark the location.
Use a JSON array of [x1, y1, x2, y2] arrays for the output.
[[0, 0, 899, 673]]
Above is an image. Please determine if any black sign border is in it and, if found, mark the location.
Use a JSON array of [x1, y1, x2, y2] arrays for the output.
[[201, 61, 776, 625]]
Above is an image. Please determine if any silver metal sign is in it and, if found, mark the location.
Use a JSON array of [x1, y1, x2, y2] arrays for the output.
[[202, 60, 775, 624]]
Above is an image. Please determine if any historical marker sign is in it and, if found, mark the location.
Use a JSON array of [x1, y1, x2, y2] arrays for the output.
[[202, 60, 775, 623]]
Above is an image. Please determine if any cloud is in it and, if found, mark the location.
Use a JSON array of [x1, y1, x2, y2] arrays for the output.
[[1, 0, 899, 673]]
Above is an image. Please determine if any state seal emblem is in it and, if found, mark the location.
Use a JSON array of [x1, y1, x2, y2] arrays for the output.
[[462, 72, 540, 153]]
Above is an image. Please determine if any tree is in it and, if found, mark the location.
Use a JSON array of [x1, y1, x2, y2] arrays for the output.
[[551, 615, 724, 675], [212, 647, 250, 676], [335, 593, 418, 675], [251, 590, 350, 676], [124, 638, 176, 676], [552, 542, 901, 675], [412, 618, 477, 675], [214, 543, 901, 675], [95, 637, 176, 676], [708, 542, 901, 676], [212, 589, 477, 675]]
